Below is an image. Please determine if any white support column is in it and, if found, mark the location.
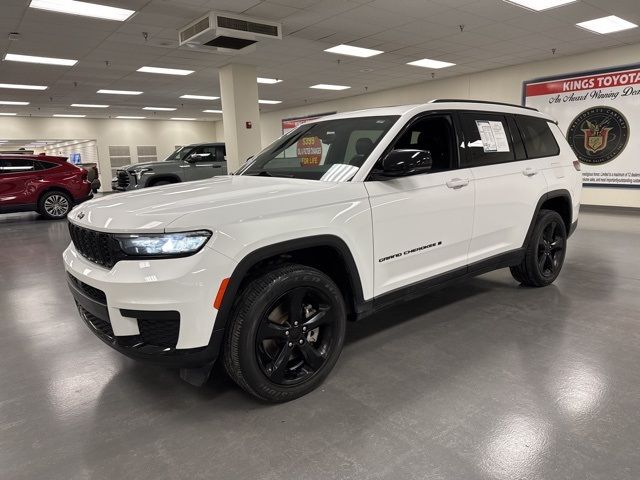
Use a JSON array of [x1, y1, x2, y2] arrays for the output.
[[218, 63, 262, 172]]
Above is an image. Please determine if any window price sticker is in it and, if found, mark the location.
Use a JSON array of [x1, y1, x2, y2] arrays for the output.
[[475, 120, 510, 153]]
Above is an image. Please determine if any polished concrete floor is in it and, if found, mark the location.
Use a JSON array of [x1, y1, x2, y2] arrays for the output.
[[1, 207, 639, 480]]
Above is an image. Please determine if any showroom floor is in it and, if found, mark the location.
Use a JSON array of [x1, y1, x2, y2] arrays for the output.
[[1, 207, 639, 480]]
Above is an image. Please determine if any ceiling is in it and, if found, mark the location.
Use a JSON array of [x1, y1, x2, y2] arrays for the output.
[[0, 0, 639, 121]]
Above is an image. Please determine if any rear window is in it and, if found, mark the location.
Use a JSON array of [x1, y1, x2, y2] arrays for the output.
[[460, 113, 515, 167], [36, 160, 59, 170], [515, 115, 560, 159]]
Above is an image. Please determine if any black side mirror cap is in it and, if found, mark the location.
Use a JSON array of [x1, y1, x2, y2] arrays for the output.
[[380, 149, 433, 177]]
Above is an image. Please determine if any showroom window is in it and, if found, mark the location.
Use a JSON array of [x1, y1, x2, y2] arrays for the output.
[[461, 113, 515, 167], [516, 115, 560, 159]]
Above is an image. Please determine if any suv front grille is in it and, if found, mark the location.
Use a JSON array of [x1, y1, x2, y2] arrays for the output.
[[138, 317, 180, 348], [68, 273, 107, 304], [68, 223, 122, 269], [116, 170, 131, 188]]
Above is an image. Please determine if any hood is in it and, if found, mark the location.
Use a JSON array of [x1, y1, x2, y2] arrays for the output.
[[68, 175, 353, 233], [122, 160, 177, 170]]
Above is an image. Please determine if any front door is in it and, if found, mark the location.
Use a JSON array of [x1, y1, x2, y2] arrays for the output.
[[365, 113, 475, 297]]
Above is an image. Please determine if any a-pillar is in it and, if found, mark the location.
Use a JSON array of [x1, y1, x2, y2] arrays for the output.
[[218, 63, 262, 172]]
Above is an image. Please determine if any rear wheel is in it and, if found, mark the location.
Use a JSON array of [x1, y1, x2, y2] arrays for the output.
[[510, 209, 567, 287], [38, 191, 72, 219], [223, 264, 346, 402]]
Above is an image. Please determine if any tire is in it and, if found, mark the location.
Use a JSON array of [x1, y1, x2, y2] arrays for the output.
[[510, 209, 567, 287], [223, 264, 347, 402], [149, 179, 173, 187], [38, 190, 72, 219]]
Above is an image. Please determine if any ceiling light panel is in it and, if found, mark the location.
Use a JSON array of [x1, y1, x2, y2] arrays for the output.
[[138, 66, 194, 76], [29, 0, 135, 21], [4, 53, 78, 66], [0, 113, 18, 116], [143, 107, 177, 111], [257, 77, 282, 84], [180, 95, 219, 100], [203, 110, 223, 113], [0, 83, 48, 90], [97, 89, 142, 95], [0, 101, 29, 105], [171, 118, 196, 121], [407, 58, 456, 69], [53, 114, 86, 118], [502, 0, 577, 11], [309, 84, 351, 90], [577, 16, 638, 34], [258, 99, 282, 104], [116, 116, 145, 119], [324, 44, 384, 58], [71, 103, 109, 108]]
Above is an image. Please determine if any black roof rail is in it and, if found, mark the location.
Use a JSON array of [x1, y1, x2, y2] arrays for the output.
[[430, 99, 539, 112]]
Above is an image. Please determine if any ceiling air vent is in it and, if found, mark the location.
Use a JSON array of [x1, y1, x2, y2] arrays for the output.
[[178, 12, 281, 54]]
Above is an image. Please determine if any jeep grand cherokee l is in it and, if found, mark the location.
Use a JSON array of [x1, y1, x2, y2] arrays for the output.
[[64, 100, 581, 402]]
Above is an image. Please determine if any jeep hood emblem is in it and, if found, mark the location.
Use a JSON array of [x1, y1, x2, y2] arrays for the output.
[[77, 211, 85, 220]]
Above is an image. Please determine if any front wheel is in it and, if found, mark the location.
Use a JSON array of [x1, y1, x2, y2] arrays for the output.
[[223, 264, 346, 402], [511, 209, 567, 287], [38, 191, 72, 219]]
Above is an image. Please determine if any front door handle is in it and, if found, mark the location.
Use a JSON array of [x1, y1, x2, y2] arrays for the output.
[[446, 178, 469, 189], [523, 167, 538, 177]]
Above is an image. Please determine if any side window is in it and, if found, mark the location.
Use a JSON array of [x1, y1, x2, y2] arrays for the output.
[[461, 113, 515, 167], [35, 161, 58, 170], [0, 158, 37, 173], [194, 146, 217, 161], [515, 115, 560, 159], [392, 115, 456, 172], [215, 146, 226, 162]]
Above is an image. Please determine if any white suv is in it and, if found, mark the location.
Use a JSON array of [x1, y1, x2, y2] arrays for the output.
[[64, 100, 581, 402]]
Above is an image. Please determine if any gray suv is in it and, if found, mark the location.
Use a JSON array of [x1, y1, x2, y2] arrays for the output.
[[112, 142, 226, 191]]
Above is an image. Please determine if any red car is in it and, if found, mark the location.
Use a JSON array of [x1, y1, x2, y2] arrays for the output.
[[0, 155, 93, 219]]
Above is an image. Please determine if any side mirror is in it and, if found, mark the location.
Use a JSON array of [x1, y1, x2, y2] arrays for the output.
[[380, 149, 432, 177], [185, 154, 197, 163]]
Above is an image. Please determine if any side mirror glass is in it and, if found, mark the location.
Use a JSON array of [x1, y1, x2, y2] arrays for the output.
[[381, 149, 432, 177]]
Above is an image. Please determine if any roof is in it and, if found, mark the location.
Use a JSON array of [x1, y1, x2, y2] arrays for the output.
[[0, 153, 68, 161]]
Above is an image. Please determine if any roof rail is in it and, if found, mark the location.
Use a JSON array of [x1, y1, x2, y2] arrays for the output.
[[429, 99, 539, 112]]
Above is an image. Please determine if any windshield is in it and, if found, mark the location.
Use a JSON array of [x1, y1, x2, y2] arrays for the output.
[[165, 146, 193, 162], [237, 115, 399, 181]]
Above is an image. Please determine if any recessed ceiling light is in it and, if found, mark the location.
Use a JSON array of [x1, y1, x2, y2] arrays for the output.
[[407, 58, 456, 69], [0, 113, 17, 116], [138, 66, 194, 76], [116, 116, 146, 119], [29, 0, 135, 21], [502, 0, 577, 11], [257, 77, 282, 84], [4, 53, 78, 66], [203, 109, 223, 113], [143, 107, 177, 111], [180, 94, 220, 100], [171, 117, 196, 121], [0, 100, 29, 105], [258, 99, 282, 104], [0, 83, 48, 90], [71, 103, 109, 108], [577, 15, 638, 34], [53, 114, 86, 118], [324, 44, 383, 58], [97, 89, 142, 95], [309, 84, 351, 91]]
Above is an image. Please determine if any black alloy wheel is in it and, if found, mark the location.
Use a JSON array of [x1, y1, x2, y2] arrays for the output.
[[537, 219, 565, 278]]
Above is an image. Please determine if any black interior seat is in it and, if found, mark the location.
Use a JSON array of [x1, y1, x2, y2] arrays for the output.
[[349, 137, 375, 166]]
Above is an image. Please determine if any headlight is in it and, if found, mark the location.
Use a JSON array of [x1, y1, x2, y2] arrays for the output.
[[114, 230, 212, 256]]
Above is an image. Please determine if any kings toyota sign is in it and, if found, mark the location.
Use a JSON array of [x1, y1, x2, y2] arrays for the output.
[[524, 64, 640, 188]]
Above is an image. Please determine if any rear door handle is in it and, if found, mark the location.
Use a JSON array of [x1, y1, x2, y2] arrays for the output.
[[523, 167, 538, 177], [446, 178, 469, 189]]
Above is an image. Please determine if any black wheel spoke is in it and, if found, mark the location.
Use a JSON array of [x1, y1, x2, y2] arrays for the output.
[[299, 343, 324, 371], [266, 343, 292, 381], [550, 237, 564, 251], [287, 289, 305, 326], [303, 305, 331, 330], [538, 253, 548, 272], [257, 321, 289, 341]]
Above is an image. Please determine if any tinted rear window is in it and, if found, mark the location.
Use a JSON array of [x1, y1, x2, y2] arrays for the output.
[[515, 115, 560, 159]]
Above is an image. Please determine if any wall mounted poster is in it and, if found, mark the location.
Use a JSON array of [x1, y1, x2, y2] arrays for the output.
[[523, 64, 640, 188]]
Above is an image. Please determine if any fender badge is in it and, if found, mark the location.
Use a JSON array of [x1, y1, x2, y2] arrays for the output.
[[77, 211, 85, 220]]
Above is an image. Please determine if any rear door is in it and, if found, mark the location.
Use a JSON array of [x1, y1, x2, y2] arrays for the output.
[[461, 111, 548, 264], [365, 112, 475, 296], [185, 145, 225, 180], [0, 158, 39, 208]]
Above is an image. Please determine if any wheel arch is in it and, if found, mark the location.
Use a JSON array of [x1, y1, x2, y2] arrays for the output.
[[38, 186, 73, 207], [146, 174, 181, 187], [523, 189, 573, 248]]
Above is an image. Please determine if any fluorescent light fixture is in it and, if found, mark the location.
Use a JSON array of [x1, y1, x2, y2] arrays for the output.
[[116, 116, 145, 119], [258, 99, 282, 104], [407, 58, 456, 69], [171, 117, 196, 121], [137, 66, 193, 76], [97, 89, 142, 95], [180, 94, 220, 100], [577, 15, 638, 34], [71, 103, 109, 108], [203, 109, 223, 113], [324, 44, 383, 58], [257, 77, 282, 84], [0, 100, 29, 105], [143, 107, 177, 111], [29, 0, 135, 21], [0, 83, 48, 90], [502, 0, 577, 11], [4, 53, 78, 66], [53, 114, 86, 118], [0, 113, 17, 116], [309, 84, 351, 91]]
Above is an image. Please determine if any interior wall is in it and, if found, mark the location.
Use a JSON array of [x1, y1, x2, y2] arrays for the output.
[[259, 43, 640, 208], [0, 117, 218, 190]]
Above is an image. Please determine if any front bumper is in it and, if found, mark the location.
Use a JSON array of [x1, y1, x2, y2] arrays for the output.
[[63, 242, 236, 366]]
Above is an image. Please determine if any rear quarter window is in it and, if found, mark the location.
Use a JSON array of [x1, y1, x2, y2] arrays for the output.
[[515, 115, 560, 159]]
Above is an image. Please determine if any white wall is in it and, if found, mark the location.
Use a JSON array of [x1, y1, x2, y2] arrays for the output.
[[0, 117, 218, 190], [258, 43, 640, 208]]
